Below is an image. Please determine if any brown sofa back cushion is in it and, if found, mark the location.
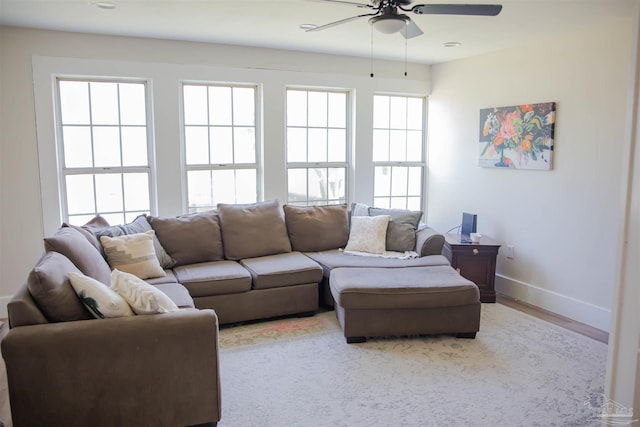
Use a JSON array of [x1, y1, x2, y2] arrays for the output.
[[218, 200, 291, 260], [148, 211, 224, 267], [283, 204, 349, 252], [44, 226, 112, 285], [27, 252, 93, 323]]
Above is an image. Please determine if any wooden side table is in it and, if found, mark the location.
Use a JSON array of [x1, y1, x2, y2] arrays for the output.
[[442, 233, 501, 303]]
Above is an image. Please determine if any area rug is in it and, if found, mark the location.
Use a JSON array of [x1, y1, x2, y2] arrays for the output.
[[217, 304, 607, 427]]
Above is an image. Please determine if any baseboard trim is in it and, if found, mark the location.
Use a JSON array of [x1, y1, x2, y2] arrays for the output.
[[495, 274, 611, 333]]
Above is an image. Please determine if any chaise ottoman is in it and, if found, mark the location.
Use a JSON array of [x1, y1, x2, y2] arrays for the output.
[[329, 266, 481, 343]]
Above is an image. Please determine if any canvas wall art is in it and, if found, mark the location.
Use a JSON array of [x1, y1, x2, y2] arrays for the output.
[[479, 102, 556, 170]]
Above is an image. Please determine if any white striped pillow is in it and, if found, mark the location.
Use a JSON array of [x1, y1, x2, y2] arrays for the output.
[[111, 269, 178, 315]]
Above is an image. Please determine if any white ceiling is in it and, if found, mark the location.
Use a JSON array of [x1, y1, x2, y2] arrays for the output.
[[0, 0, 634, 64]]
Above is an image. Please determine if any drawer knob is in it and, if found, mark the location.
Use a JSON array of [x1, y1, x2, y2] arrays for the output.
[[473, 248, 479, 255]]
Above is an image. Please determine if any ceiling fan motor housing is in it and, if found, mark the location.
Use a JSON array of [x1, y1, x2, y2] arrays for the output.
[[369, 5, 409, 33]]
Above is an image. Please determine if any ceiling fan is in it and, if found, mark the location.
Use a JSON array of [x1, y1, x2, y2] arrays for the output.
[[307, 0, 503, 39]]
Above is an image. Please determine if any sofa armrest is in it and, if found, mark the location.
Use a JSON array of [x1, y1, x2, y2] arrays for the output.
[[415, 227, 445, 256], [2, 309, 221, 427]]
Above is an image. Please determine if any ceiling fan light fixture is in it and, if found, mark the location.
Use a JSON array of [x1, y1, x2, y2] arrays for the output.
[[369, 14, 409, 34]]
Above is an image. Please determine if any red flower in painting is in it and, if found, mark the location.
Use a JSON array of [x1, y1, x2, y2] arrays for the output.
[[499, 111, 520, 141]]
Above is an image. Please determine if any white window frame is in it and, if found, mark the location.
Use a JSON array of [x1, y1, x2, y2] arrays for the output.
[[181, 82, 261, 212], [285, 87, 351, 206], [54, 77, 156, 225], [372, 94, 426, 210]]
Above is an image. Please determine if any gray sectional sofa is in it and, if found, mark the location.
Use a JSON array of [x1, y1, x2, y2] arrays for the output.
[[1, 200, 451, 427]]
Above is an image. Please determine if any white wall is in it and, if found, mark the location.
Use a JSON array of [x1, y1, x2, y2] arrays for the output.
[[0, 26, 430, 314], [427, 18, 634, 332]]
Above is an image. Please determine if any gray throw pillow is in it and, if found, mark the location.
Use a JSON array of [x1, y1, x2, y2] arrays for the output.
[[284, 204, 349, 252], [97, 214, 176, 269], [218, 200, 291, 260], [44, 227, 112, 285], [369, 207, 423, 252], [148, 211, 224, 267], [62, 215, 110, 254], [27, 252, 93, 322]]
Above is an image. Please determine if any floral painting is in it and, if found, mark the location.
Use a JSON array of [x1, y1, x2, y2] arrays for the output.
[[479, 102, 556, 169]]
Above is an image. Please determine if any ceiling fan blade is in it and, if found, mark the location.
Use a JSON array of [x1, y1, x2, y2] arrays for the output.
[[309, 0, 375, 9], [401, 19, 423, 39], [306, 13, 378, 32], [411, 4, 502, 16]]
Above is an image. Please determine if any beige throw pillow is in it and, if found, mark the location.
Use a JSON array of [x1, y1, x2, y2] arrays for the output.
[[100, 231, 166, 280], [96, 214, 176, 268], [68, 272, 134, 319], [344, 215, 391, 254], [111, 269, 179, 315]]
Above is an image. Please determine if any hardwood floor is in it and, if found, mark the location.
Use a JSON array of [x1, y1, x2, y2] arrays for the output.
[[497, 294, 609, 344], [0, 299, 608, 426]]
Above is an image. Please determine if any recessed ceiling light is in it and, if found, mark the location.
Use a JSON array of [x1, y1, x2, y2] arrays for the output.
[[443, 41, 461, 48], [91, 1, 117, 10], [299, 24, 318, 31]]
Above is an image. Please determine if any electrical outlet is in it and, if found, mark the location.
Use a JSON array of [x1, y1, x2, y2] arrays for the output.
[[506, 245, 515, 259]]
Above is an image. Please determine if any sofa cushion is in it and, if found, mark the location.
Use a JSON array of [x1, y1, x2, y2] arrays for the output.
[[148, 211, 224, 267], [44, 226, 112, 285], [152, 283, 195, 309], [283, 204, 349, 252], [218, 200, 291, 260], [240, 252, 323, 290], [330, 266, 479, 309], [174, 261, 252, 297], [96, 214, 175, 268], [100, 231, 166, 280], [111, 269, 179, 315], [62, 215, 110, 254], [305, 249, 451, 278], [68, 271, 134, 319], [369, 208, 423, 252], [145, 269, 178, 285], [344, 215, 391, 255], [27, 252, 93, 322]]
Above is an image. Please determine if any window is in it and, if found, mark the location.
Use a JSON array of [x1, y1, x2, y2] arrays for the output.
[[372, 95, 425, 210], [56, 79, 152, 225], [183, 84, 259, 212], [286, 89, 348, 206]]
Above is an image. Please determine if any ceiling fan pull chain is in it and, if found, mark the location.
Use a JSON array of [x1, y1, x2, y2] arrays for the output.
[[370, 24, 375, 78], [404, 34, 408, 77]]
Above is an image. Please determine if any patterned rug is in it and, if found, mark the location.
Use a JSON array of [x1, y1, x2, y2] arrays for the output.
[[217, 304, 607, 427]]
